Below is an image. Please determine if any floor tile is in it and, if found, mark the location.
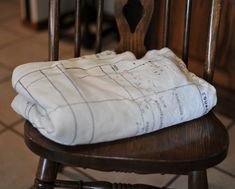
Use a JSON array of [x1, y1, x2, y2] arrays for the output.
[[0, 64, 11, 82], [0, 0, 35, 39], [1, 17, 37, 38], [217, 124, 235, 175], [31, 30, 74, 57], [0, 0, 19, 22], [169, 168, 235, 189], [167, 174, 187, 189], [215, 112, 233, 128], [0, 123, 5, 132], [11, 119, 25, 135], [0, 27, 22, 48], [31, 30, 55, 48], [0, 36, 48, 69], [0, 31, 86, 70], [74, 168, 175, 187], [0, 80, 22, 125], [58, 167, 94, 182], [32, 28, 114, 60], [207, 168, 235, 189], [0, 131, 38, 189], [32, 30, 95, 60]]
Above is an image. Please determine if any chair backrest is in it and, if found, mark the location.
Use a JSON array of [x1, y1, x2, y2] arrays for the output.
[[48, 0, 222, 84]]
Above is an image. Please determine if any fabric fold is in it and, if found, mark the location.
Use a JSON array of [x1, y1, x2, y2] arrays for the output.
[[11, 48, 217, 145]]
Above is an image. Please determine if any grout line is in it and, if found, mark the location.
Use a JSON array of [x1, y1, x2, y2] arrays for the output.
[[0, 118, 24, 128], [0, 61, 12, 71], [0, 119, 24, 138], [0, 128, 8, 135], [9, 118, 25, 127], [214, 167, 235, 179], [0, 120, 8, 127], [0, 121, 7, 128], [163, 175, 180, 188], [0, 76, 12, 84], [70, 167, 97, 181], [7, 126, 24, 138]]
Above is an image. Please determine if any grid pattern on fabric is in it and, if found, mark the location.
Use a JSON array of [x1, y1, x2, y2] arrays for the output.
[[11, 49, 216, 145]]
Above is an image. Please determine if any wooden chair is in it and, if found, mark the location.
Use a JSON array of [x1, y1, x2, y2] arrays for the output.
[[24, 0, 229, 188]]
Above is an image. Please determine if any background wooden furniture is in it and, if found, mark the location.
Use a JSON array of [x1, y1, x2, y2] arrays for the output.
[[24, 0, 229, 188], [145, 0, 235, 119]]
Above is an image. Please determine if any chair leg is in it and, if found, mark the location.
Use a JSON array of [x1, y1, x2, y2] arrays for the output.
[[188, 170, 208, 189], [33, 158, 59, 189]]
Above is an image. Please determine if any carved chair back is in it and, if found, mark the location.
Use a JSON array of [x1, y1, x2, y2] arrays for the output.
[[49, 0, 221, 84]]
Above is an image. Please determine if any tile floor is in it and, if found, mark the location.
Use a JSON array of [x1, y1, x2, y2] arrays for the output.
[[0, 0, 235, 188]]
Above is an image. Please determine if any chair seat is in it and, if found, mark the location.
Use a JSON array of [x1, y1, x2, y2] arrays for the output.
[[24, 111, 228, 174]]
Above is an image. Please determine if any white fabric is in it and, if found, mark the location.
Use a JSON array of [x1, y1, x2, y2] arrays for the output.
[[11, 48, 217, 145]]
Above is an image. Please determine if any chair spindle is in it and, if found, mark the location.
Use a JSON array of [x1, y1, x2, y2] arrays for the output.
[[74, 0, 82, 57], [115, 0, 154, 58], [49, 0, 60, 61], [96, 0, 104, 53], [204, 0, 222, 83], [182, 0, 192, 66], [163, 0, 171, 47]]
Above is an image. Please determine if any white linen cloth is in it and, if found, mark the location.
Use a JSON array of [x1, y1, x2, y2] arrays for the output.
[[11, 48, 217, 145]]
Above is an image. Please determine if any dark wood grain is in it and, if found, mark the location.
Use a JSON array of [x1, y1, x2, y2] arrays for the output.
[[35, 1, 61, 188], [204, 0, 222, 83], [34, 158, 59, 189], [48, 0, 60, 61], [96, 0, 104, 53], [115, 0, 154, 58], [188, 170, 208, 189], [25, 112, 228, 175], [163, 0, 171, 47], [36, 180, 161, 189], [74, 0, 82, 57], [182, 0, 192, 65]]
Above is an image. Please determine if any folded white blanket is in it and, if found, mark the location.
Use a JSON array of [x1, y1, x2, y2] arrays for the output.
[[11, 48, 217, 145]]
